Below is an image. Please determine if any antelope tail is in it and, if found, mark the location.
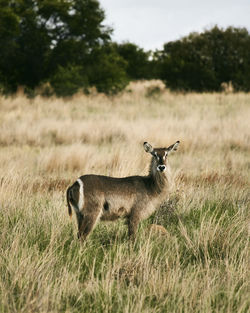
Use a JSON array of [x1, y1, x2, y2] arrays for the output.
[[66, 187, 73, 218]]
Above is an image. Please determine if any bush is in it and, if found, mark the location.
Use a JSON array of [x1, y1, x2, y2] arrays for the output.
[[88, 45, 129, 95], [50, 65, 89, 97], [145, 85, 163, 99]]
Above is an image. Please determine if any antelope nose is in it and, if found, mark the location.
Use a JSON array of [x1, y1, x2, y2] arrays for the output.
[[157, 165, 166, 172]]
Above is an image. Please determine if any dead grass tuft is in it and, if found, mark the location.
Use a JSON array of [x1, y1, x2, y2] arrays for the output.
[[177, 172, 248, 188]]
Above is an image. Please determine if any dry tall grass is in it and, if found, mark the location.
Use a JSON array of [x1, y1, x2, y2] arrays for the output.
[[0, 81, 249, 312]]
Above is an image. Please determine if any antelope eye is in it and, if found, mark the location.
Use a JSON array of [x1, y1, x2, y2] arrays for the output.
[[153, 153, 159, 161]]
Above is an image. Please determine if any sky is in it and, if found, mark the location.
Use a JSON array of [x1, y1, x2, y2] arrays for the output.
[[99, 0, 250, 51]]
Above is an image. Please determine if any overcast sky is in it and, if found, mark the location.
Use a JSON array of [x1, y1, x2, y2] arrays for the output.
[[99, 0, 250, 51]]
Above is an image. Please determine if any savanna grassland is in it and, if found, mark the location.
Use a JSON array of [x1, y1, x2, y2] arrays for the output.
[[0, 81, 249, 313]]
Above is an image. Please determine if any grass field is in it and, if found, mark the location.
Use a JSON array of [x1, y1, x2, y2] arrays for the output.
[[0, 81, 249, 312]]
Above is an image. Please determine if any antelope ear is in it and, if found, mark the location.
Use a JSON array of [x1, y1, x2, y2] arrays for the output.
[[143, 142, 154, 154], [166, 141, 180, 154]]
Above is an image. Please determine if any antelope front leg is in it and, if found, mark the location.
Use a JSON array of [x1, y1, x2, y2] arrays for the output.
[[128, 212, 140, 240]]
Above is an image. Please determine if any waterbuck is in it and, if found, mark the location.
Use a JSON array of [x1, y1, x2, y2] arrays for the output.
[[66, 141, 180, 240]]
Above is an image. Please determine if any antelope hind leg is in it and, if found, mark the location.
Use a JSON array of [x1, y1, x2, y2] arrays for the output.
[[78, 210, 101, 240]]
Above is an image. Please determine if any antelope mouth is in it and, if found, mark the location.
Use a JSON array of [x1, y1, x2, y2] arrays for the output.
[[157, 165, 166, 172]]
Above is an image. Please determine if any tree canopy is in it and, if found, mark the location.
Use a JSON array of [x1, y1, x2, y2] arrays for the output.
[[0, 0, 128, 95], [158, 26, 250, 92], [113, 42, 152, 80]]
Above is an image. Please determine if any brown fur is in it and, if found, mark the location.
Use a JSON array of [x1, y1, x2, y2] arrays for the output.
[[148, 224, 168, 236], [66, 141, 180, 240]]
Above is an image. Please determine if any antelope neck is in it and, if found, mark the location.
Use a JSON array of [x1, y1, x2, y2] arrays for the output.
[[148, 161, 169, 194]]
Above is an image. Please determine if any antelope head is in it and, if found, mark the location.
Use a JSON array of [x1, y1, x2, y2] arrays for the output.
[[144, 141, 180, 173]]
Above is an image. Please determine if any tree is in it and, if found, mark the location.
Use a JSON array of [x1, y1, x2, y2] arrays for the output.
[[87, 44, 129, 95], [0, 0, 21, 91], [0, 0, 113, 94], [158, 26, 250, 92], [114, 42, 152, 80]]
